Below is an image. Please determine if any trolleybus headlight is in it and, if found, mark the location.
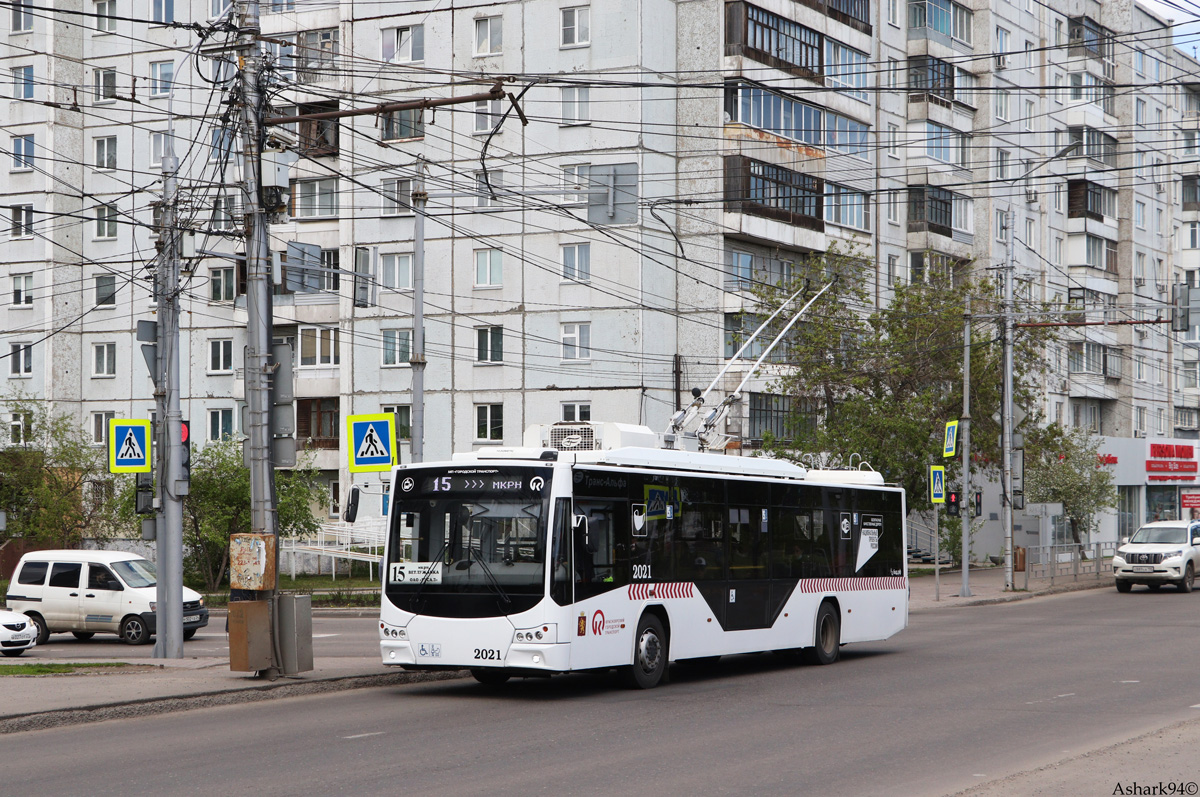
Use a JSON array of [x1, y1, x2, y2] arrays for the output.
[[514, 625, 555, 643]]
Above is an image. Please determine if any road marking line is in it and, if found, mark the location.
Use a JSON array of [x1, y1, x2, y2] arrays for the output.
[[312, 634, 340, 638], [1055, 693, 1075, 698], [1120, 680, 1140, 684], [1191, 704, 1200, 709], [343, 732, 384, 740]]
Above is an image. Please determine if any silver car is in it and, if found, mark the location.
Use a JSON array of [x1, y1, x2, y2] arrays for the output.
[[1113, 521, 1200, 593], [0, 607, 38, 657]]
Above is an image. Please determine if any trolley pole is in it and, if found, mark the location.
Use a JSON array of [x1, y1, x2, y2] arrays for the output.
[[237, 0, 280, 675], [961, 296, 972, 597]]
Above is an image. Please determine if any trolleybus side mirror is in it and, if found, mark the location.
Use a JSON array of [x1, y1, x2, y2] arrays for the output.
[[343, 485, 360, 524]]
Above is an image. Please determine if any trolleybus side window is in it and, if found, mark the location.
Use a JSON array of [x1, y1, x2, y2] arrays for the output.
[[550, 498, 572, 606], [573, 500, 622, 600]]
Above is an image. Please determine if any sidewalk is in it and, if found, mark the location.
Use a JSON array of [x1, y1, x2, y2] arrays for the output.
[[907, 561, 1113, 612]]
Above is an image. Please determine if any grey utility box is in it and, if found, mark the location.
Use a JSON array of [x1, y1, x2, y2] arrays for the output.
[[278, 593, 313, 676]]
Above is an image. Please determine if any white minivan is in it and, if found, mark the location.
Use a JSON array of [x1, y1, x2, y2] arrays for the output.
[[5, 550, 208, 645]]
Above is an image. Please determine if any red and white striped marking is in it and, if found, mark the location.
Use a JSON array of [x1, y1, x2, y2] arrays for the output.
[[627, 582, 695, 600], [797, 576, 907, 593]]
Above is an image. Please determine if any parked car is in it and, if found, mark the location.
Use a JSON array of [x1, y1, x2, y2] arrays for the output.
[[0, 607, 38, 657], [5, 550, 208, 645], [1112, 521, 1200, 593]]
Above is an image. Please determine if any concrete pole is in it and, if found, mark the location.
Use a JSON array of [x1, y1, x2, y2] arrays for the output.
[[961, 295, 972, 597], [1002, 211, 1015, 590], [411, 182, 427, 463], [238, 0, 280, 675]]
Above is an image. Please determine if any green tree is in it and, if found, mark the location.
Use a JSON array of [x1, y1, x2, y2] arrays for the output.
[[180, 438, 326, 591], [0, 393, 123, 547], [752, 248, 1052, 508], [1025, 424, 1117, 546]]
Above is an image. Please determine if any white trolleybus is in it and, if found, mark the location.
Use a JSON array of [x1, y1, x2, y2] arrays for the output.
[[377, 422, 908, 688]]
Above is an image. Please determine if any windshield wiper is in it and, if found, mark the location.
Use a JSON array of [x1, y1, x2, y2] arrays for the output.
[[469, 546, 511, 606], [408, 536, 451, 614]]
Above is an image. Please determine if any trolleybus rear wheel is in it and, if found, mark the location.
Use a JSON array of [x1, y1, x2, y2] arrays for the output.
[[804, 602, 841, 666]]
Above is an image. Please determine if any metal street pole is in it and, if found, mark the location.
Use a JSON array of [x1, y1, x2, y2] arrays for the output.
[[411, 180, 427, 463], [238, 0, 279, 675], [1002, 212, 1015, 590], [934, 504, 940, 601], [153, 149, 184, 659], [961, 295, 972, 597]]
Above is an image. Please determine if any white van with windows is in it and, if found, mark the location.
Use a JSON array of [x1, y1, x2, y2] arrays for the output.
[[5, 550, 208, 645]]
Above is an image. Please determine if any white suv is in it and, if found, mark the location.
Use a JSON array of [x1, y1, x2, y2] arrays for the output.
[[1113, 521, 1200, 593]]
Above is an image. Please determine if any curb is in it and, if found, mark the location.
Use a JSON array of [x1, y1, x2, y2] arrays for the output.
[[910, 578, 1114, 612], [0, 669, 469, 735]]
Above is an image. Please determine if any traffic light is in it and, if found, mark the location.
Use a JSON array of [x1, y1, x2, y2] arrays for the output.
[[947, 491, 960, 517], [974, 491, 982, 518], [180, 420, 191, 482]]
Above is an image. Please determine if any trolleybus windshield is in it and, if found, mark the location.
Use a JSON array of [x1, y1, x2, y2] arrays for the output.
[[385, 466, 552, 617]]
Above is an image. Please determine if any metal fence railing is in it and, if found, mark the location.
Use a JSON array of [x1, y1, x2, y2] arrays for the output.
[[1021, 542, 1118, 590], [281, 519, 386, 581]]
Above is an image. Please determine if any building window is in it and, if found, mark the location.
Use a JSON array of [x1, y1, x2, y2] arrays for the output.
[[887, 190, 899, 224], [382, 405, 411, 439], [381, 178, 412, 216], [151, 0, 172, 23], [299, 326, 339, 367], [209, 128, 235, 162], [826, 113, 869, 157], [562, 243, 591, 281], [723, 156, 823, 229], [995, 27, 1009, 68], [561, 6, 589, 47], [92, 411, 115, 444], [296, 29, 339, 83], [205, 408, 232, 441], [381, 108, 423, 141], [476, 326, 503, 363], [12, 66, 34, 99], [563, 163, 590, 203], [381, 253, 412, 290], [562, 402, 591, 422], [996, 149, 1011, 180], [725, 83, 822, 146], [328, 480, 340, 518], [1068, 126, 1117, 167], [94, 204, 120, 239], [382, 329, 411, 366], [209, 339, 233, 372], [291, 178, 338, 218], [1184, 363, 1199, 389], [475, 16, 502, 56], [995, 90, 1009, 121], [297, 398, 339, 446], [995, 210, 1009, 243], [92, 136, 117, 170], [383, 24, 424, 62], [475, 249, 502, 287], [93, 342, 116, 377], [824, 184, 869, 230], [319, 249, 339, 291], [93, 274, 117, 307], [474, 98, 504, 133], [11, 0, 33, 31], [94, 68, 120, 103], [476, 404, 503, 441], [12, 274, 33, 306], [149, 61, 174, 96], [886, 123, 898, 157], [908, 0, 972, 44], [925, 121, 967, 166], [561, 86, 590, 125], [887, 254, 897, 286], [210, 267, 235, 302], [474, 170, 503, 208], [9, 411, 32, 445], [562, 323, 591, 360], [9, 343, 32, 376], [1081, 234, 1117, 272], [9, 204, 34, 238], [1135, 201, 1145, 229], [11, 134, 34, 170], [825, 39, 869, 101]]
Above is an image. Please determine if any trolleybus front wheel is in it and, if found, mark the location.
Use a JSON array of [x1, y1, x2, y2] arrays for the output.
[[804, 602, 841, 666], [622, 613, 668, 689]]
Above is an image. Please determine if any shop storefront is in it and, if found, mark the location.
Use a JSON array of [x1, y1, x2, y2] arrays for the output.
[[1097, 438, 1200, 540]]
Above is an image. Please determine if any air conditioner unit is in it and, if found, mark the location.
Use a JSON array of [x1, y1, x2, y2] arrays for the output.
[[1025, 189, 1038, 204], [996, 55, 1009, 69], [1133, 429, 1147, 438], [1155, 182, 1164, 193], [1135, 277, 1146, 286], [1157, 283, 1167, 293], [1136, 326, 1148, 339]]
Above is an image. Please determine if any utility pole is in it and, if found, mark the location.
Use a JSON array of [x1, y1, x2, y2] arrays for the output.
[[1002, 211, 1015, 591], [237, 0, 280, 676], [411, 177, 427, 464], [961, 295, 972, 597], [153, 146, 185, 659]]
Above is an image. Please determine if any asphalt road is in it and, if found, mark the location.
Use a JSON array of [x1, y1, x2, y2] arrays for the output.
[[7, 589, 1200, 797]]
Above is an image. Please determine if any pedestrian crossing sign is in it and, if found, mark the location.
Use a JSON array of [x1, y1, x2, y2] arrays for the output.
[[109, 419, 152, 473], [347, 413, 397, 473], [929, 465, 946, 504]]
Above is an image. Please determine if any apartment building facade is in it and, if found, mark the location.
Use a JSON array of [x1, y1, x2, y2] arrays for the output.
[[2, 0, 1196, 547]]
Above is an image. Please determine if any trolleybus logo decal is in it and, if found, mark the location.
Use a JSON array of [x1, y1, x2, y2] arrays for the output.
[[627, 582, 695, 600], [530, 476, 545, 491], [401, 477, 415, 492], [591, 610, 605, 635], [797, 577, 907, 593]]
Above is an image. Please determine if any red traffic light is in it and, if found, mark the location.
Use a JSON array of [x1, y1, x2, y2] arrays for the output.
[[180, 420, 189, 444], [948, 491, 959, 503]]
